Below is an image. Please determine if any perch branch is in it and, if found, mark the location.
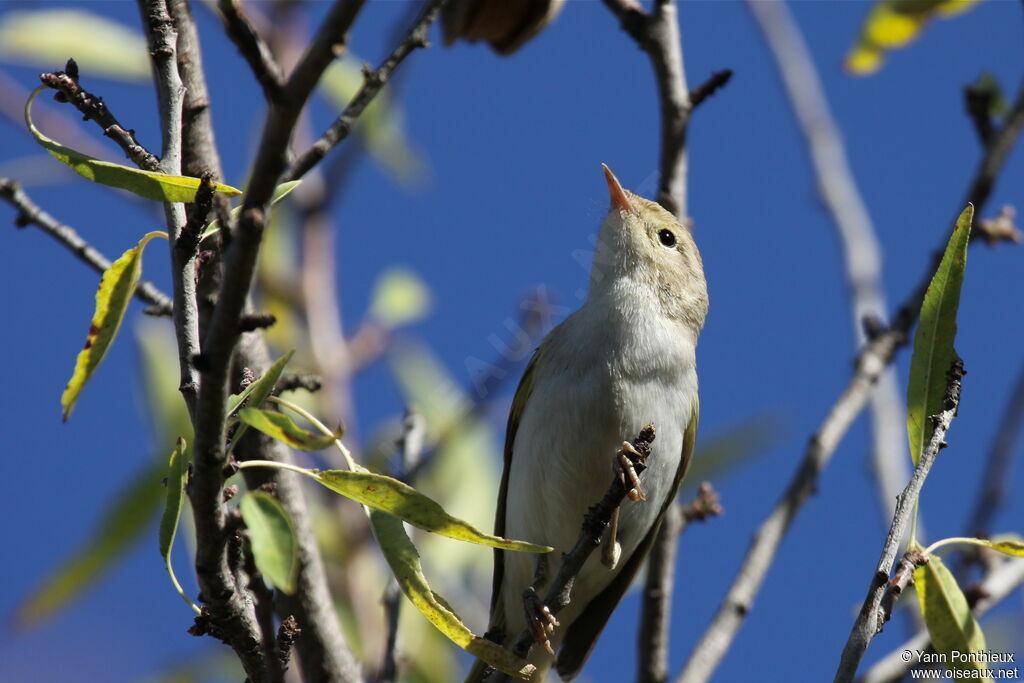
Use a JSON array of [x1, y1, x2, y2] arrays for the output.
[[0, 178, 173, 314], [675, 63, 1024, 683], [834, 361, 965, 682], [285, 0, 447, 182]]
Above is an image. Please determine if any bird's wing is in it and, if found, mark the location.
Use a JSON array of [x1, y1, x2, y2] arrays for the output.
[[555, 397, 700, 680], [490, 348, 542, 625]]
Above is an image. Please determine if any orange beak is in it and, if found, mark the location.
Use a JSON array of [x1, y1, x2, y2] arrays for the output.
[[602, 164, 632, 212]]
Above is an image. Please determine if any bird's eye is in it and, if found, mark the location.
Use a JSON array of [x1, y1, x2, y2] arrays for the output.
[[658, 229, 676, 248]]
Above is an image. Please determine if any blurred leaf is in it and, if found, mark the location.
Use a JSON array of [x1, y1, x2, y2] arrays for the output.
[[967, 72, 1007, 117], [319, 59, 427, 186], [907, 205, 972, 463], [61, 231, 166, 421], [370, 267, 433, 327], [239, 491, 297, 594], [27, 87, 242, 201], [846, 0, 981, 75], [0, 9, 149, 81], [314, 469, 550, 552], [228, 350, 294, 451], [368, 510, 534, 679], [914, 554, 987, 670], [684, 415, 781, 493], [238, 407, 344, 451], [200, 180, 301, 240], [159, 438, 198, 611], [137, 321, 194, 447], [15, 460, 165, 627]]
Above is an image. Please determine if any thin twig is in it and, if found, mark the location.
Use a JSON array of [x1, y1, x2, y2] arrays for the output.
[[834, 360, 966, 682], [285, 0, 447, 182], [675, 74, 1024, 683], [857, 557, 1024, 683], [38, 60, 161, 171], [746, 0, 911, 545], [0, 178, 172, 314], [217, 0, 285, 101]]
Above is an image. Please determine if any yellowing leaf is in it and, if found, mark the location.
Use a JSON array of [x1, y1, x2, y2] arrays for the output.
[[315, 469, 551, 553], [906, 205, 972, 463], [239, 492, 298, 594], [61, 231, 166, 421], [158, 438, 199, 612], [26, 87, 241, 201], [369, 267, 433, 327], [15, 460, 165, 627], [238, 407, 344, 451], [369, 510, 534, 679], [0, 10, 149, 81], [846, 0, 982, 75], [914, 554, 987, 670]]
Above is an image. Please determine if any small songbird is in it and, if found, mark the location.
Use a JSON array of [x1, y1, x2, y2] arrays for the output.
[[467, 166, 708, 681]]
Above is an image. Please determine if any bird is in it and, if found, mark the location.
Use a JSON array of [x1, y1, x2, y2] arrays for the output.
[[467, 165, 708, 681]]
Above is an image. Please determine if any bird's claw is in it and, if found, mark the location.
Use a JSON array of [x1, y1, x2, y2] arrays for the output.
[[522, 589, 559, 655], [618, 442, 645, 501]]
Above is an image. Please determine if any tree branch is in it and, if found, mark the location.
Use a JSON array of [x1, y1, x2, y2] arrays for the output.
[[857, 557, 1024, 683], [0, 178, 172, 315], [675, 60, 1024, 683], [746, 0, 911, 548], [217, 0, 285, 102], [284, 0, 447, 182]]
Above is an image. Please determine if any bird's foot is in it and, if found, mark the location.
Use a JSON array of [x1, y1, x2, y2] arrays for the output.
[[522, 589, 559, 655], [618, 442, 646, 501]]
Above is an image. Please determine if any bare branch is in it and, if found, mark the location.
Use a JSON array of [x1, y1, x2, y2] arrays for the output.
[[835, 360, 965, 682], [217, 0, 285, 101], [39, 61, 161, 170], [637, 502, 683, 683], [0, 178, 172, 314], [285, 0, 447, 182], [857, 557, 1024, 683], [746, 0, 911, 550]]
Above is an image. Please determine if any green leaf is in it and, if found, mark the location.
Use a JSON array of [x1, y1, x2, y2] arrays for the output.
[[368, 510, 534, 679], [61, 231, 166, 421], [684, 415, 781, 494], [906, 205, 972, 463], [159, 438, 199, 611], [26, 87, 242, 201], [369, 267, 433, 327], [14, 460, 165, 627], [319, 59, 426, 187], [228, 350, 294, 452], [239, 492, 298, 594], [914, 554, 987, 670], [314, 469, 551, 553], [0, 10, 149, 81], [200, 180, 301, 240], [846, 0, 981, 75], [238, 407, 344, 451]]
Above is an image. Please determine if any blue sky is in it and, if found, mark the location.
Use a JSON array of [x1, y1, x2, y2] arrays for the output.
[[1, 1, 1022, 681]]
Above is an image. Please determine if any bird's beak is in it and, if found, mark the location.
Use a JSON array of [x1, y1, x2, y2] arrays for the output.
[[602, 164, 632, 213]]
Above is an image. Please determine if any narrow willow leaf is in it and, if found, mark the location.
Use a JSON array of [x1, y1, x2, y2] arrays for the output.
[[983, 537, 1024, 558], [238, 407, 344, 451], [200, 180, 301, 240], [0, 10, 149, 81], [846, 0, 981, 75], [61, 231, 166, 421], [369, 267, 433, 327], [228, 350, 294, 452], [369, 510, 534, 679], [15, 460, 164, 627], [906, 205, 973, 463], [315, 469, 551, 553], [239, 492, 297, 594], [26, 87, 241, 201], [914, 555, 987, 670], [159, 438, 199, 611]]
